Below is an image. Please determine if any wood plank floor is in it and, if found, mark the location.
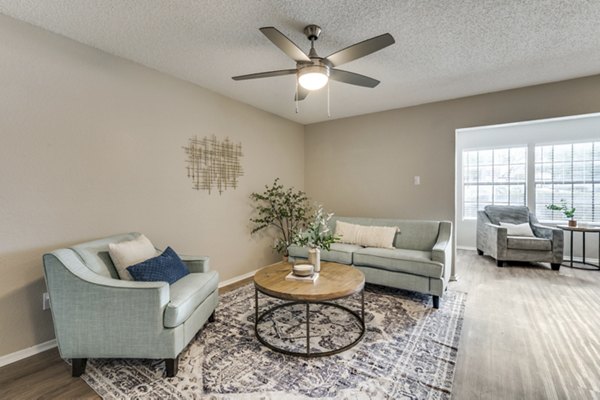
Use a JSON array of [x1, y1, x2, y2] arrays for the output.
[[1, 251, 599, 399]]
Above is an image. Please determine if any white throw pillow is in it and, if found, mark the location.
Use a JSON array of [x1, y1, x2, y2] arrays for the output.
[[335, 221, 398, 249], [335, 221, 361, 245], [356, 225, 398, 249], [499, 222, 535, 237], [108, 234, 157, 280]]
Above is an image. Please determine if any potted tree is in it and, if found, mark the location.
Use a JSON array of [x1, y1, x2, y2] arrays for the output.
[[546, 200, 577, 227], [250, 178, 310, 259]]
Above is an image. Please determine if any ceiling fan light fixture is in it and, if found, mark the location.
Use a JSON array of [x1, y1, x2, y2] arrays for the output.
[[298, 65, 329, 91]]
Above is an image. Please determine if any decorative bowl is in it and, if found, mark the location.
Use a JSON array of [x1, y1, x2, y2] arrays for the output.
[[293, 264, 314, 277]]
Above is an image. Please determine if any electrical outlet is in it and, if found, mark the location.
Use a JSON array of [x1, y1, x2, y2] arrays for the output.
[[42, 292, 50, 310], [414, 176, 421, 185]]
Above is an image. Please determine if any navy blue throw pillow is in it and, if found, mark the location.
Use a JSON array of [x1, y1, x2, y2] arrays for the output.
[[127, 247, 189, 284]]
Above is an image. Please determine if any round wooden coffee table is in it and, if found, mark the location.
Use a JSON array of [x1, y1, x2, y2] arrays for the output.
[[253, 261, 365, 357]]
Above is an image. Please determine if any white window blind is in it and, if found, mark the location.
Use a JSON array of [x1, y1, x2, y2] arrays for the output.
[[463, 147, 527, 219], [535, 142, 600, 222]]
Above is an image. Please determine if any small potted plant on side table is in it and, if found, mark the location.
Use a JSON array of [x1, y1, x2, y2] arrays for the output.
[[547, 200, 577, 227], [293, 205, 338, 272]]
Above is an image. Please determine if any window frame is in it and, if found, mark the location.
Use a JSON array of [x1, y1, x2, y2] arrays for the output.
[[461, 145, 528, 220], [460, 138, 600, 224], [534, 140, 600, 223]]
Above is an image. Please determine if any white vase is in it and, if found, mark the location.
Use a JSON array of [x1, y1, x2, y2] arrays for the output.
[[308, 248, 321, 272]]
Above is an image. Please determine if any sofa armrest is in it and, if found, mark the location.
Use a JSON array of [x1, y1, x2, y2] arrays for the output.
[[531, 223, 560, 240], [531, 223, 564, 263], [43, 250, 171, 357], [179, 255, 210, 273], [432, 221, 453, 278], [477, 211, 507, 258]]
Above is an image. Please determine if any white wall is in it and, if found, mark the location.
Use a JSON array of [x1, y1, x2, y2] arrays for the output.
[[455, 113, 600, 259], [0, 15, 304, 357]]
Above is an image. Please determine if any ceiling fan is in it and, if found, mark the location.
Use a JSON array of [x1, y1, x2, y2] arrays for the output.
[[232, 25, 395, 101]]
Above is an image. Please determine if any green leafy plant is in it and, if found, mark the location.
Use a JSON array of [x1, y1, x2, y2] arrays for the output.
[[293, 205, 338, 251], [546, 199, 576, 220], [250, 178, 310, 256]]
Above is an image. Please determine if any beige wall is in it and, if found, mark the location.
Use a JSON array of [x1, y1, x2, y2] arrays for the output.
[[304, 75, 600, 253], [0, 15, 304, 357]]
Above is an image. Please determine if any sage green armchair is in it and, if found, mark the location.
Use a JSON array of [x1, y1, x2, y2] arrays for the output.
[[42, 233, 219, 378]]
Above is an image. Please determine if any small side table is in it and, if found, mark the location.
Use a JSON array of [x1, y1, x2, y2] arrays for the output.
[[557, 225, 600, 271]]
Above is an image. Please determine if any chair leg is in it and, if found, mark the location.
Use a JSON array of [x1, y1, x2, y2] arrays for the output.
[[72, 358, 87, 377], [165, 356, 179, 378], [551, 263, 561, 271], [208, 310, 216, 323], [432, 295, 440, 309], [496, 259, 504, 267], [477, 248, 484, 256]]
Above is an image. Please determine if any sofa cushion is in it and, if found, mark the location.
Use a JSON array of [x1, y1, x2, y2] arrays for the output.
[[70, 232, 141, 279], [287, 244, 307, 259], [164, 270, 219, 328], [484, 205, 530, 225], [329, 217, 441, 251], [353, 247, 443, 278], [288, 243, 362, 265], [507, 236, 552, 251]]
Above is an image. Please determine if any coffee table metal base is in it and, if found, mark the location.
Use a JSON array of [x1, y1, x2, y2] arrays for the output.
[[254, 288, 365, 357]]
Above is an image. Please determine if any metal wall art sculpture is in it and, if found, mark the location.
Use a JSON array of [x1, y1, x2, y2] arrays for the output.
[[183, 135, 243, 194]]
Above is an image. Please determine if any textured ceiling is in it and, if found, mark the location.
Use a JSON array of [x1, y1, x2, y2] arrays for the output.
[[1, 0, 600, 124]]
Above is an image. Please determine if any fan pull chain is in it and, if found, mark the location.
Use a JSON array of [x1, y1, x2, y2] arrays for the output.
[[295, 79, 299, 114], [327, 80, 331, 118]]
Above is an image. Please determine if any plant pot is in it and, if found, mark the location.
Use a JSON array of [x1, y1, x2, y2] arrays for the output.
[[308, 248, 321, 272], [568, 220, 577, 227]]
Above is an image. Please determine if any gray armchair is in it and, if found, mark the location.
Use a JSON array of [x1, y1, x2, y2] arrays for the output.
[[43, 233, 219, 378], [476, 205, 563, 270]]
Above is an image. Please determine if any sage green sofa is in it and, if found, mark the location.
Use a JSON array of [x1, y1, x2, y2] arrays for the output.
[[42, 233, 219, 378], [288, 217, 453, 308]]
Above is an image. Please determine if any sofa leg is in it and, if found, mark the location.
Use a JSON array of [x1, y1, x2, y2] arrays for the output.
[[165, 356, 179, 378], [208, 311, 216, 323], [496, 259, 504, 267], [72, 358, 87, 377], [432, 295, 440, 309], [551, 263, 561, 271], [477, 248, 484, 256]]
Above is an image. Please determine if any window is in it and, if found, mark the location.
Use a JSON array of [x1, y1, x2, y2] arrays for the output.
[[535, 142, 600, 222], [463, 147, 527, 219]]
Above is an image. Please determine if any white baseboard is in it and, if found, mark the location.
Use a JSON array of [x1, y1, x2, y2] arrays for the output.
[[456, 246, 599, 265], [0, 269, 259, 369], [218, 268, 259, 288], [0, 339, 57, 368], [457, 246, 477, 251]]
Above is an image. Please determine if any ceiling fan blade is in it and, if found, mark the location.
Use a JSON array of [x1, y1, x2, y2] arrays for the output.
[[325, 33, 395, 67], [259, 27, 311, 62], [294, 86, 310, 101], [330, 69, 380, 88], [232, 69, 297, 81]]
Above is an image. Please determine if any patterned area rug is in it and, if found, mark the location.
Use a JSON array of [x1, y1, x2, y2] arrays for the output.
[[81, 284, 465, 399]]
